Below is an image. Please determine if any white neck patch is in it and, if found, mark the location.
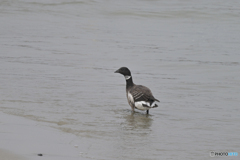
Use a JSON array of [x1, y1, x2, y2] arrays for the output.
[[124, 75, 131, 80]]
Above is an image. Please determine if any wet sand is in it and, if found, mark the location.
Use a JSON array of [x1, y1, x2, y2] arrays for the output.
[[0, 111, 87, 160], [0, 149, 27, 160]]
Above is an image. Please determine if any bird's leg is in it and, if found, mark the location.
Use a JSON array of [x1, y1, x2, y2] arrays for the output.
[[131, 107, 135, 113], [131, 104, 135, 113], [146, 110, 149, 114]]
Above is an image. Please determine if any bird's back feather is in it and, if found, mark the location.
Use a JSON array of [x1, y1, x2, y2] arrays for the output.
[[129, 85, 158, 103]]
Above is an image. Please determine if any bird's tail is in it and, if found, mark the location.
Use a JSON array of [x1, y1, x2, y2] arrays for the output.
[[154, 98, 160, 102]]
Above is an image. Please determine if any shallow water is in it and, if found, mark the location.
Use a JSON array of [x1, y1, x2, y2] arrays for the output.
[[1, 0, 240, 159]]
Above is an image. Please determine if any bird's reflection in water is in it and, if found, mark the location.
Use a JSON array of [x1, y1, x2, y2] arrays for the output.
[[113, 110, 154, 157], [121, 111, 153, 135]]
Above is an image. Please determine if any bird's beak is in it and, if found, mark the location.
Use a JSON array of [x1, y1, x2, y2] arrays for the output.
[[114, 69, 120, 73]]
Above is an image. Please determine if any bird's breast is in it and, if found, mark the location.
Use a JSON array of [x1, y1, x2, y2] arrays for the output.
[[127, 92, 134, 104]]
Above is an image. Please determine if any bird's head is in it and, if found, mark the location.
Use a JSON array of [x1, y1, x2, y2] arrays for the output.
[[114, 67, 131, 79]]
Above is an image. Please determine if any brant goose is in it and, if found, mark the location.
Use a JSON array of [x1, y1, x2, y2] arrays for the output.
[[115, 67, 160, 114]]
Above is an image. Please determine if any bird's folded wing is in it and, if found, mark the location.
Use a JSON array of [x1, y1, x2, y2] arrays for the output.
[[130, 85, 156, 102]]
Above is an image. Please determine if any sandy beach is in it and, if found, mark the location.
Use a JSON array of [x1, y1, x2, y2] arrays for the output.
[[0, 111, 87, 160]]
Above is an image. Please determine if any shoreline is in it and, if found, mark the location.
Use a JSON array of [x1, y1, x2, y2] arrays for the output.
[[0, 111, 87, 160]]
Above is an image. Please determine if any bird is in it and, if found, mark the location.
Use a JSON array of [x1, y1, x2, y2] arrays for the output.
[[114, 67, 160, 114]]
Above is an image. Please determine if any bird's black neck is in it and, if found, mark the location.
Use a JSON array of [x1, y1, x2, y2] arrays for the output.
[[126, 77, 134, 89]]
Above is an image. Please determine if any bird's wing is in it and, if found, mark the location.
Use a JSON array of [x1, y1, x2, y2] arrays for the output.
[[130, 85, 158, 102]]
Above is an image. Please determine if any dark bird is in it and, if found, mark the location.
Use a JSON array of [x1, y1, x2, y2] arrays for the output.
[[114, 67, 160, 114]]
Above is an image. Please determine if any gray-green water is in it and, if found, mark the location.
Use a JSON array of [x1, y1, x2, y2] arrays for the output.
[[1, 0, 240, 159]]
